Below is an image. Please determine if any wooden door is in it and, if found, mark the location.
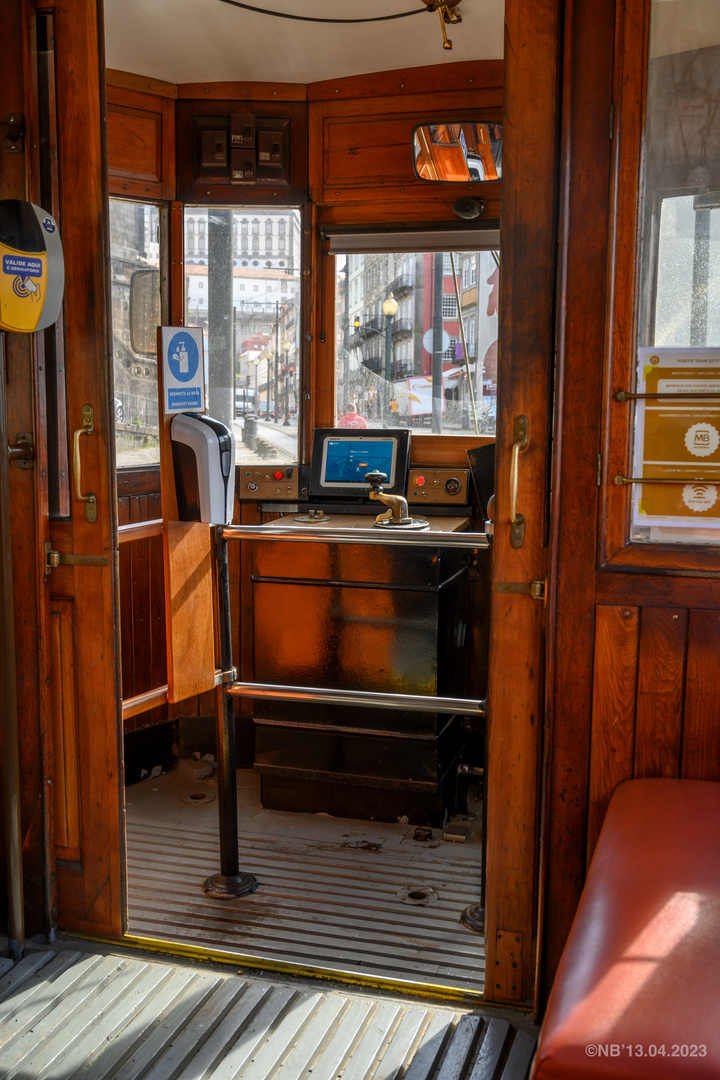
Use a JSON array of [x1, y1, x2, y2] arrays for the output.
[[38, 0, 124, 938], [482, 0, 561, 1007]]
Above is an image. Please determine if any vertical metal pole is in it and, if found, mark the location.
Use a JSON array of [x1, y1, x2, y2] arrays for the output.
[[432, 253, 444, 433], [207, 208, 234, 428], [384, 313, 393, 422], [0, 332, 25, 960], [273, 301, 279, 422], [202, 527, 257, 898]]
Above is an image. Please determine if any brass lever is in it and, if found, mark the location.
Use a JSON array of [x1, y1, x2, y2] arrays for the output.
[[510, 415, 528, 549], [73, 404, 97, 523]]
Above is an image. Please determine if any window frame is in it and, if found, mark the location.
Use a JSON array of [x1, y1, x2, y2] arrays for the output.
[[600, 0, 720, 571], [314, 224, 499, 466]]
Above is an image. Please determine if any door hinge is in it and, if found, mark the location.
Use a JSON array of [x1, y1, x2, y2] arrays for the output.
[[597, 451, 602, 487], [495, 579, 546, 602], [44, 541, 109, 579]]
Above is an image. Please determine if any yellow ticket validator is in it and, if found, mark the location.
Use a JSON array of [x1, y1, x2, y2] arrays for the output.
[[0, 200, 64, 333]]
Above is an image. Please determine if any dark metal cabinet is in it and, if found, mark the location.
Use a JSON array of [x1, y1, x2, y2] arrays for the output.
[[252, 524, 482, 824]]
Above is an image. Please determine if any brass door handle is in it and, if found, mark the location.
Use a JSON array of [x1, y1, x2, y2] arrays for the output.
[[73, 404, 97, 523], [510, 415, 528, 548]]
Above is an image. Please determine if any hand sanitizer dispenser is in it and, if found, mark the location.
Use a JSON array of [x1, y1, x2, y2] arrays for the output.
[[170, 413, 235, 525]]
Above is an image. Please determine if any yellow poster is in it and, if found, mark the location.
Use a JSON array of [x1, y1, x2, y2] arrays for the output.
[[633, 348, 720, 529]]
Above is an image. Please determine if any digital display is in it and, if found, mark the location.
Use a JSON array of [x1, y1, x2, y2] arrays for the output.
[[309, 428, 411, 500], [321, 437, 396, 487]]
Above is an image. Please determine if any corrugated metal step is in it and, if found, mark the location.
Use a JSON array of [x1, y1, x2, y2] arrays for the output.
[[0, 948, 536, 1080]]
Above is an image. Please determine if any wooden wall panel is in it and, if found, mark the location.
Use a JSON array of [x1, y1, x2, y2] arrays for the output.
[[634, 607, 686, 778], [49, 601, 81, 862], [682, 609, 720, 781], [308, 62, 502, 208], [106, 83, 175, 199], [587, 601, 720, 859], [118, 485, 168, 731], [587, 605, 638, 855]]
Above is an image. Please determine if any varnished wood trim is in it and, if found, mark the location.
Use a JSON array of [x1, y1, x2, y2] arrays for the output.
[[587, 605, 638, 857], [116, 465, 161, 497], [682, 610, 720, 782], [106, 67, 178, 98], [308, 60, 503, 102], [634, 607, 686, 778], [177, 81, 306, 101], [595, 570, 720, 608]]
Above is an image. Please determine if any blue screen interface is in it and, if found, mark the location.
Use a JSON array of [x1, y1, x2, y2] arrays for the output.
[[323, 439, 394, 485]]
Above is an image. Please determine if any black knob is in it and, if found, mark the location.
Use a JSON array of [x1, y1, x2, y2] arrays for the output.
[[364, 470, 388, 489]]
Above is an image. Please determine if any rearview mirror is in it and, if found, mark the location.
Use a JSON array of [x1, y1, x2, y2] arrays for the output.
[[412, 122, 502, 183], [129, 267, 161, 357]]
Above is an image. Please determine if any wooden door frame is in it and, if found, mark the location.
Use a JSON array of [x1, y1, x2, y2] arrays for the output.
[[483, 0, 561, 1007], [46, 0, 125, 938]]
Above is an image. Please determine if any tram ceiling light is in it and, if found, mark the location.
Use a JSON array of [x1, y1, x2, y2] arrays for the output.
[[213, 0, 464, 51]]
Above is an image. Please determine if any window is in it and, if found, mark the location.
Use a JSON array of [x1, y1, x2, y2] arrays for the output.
[[184, 206, 302, 465], [333, 243, 499, 434], [627, 1, 720, 547], [109, 198, 162, 466]]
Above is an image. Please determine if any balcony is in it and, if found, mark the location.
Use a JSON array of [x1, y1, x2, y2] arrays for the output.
[[388, 274, 413, 296], [390, 318, 413, 336]]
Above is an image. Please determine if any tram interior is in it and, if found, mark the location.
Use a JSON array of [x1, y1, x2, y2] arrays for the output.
[[108, 1, 503, 992]]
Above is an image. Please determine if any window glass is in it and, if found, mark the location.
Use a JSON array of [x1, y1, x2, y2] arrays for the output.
[[184, 207, 302, 465], [109, 199, 161, 467], [631, 2, 720, 545], [334, 250, 498, 435]]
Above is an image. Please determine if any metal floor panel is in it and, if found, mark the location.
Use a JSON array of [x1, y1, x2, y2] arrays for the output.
[[124, 771, 485, 994], [0, 946, 536, 1080]]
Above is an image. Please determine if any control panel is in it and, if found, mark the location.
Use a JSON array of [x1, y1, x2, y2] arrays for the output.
[[238, 465, 302, 501], [407, 468, 470, 505]]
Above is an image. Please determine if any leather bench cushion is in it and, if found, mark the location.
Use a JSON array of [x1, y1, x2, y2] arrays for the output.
[[532, 779, 720, 1079]]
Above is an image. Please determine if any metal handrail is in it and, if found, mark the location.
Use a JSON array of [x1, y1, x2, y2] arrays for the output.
[[227, 680, 485, 716], [222, 524, 490, 549]]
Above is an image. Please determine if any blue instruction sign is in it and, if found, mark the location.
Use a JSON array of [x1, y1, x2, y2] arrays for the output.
[[161, 326, 205, 414]]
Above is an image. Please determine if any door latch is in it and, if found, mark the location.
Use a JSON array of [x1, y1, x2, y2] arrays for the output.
[[44, 541, 108, 579], [495, 579, 546, 602], [8, 433, 33, 469]]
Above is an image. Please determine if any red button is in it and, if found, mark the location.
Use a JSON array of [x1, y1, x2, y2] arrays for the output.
[[416, 475, 426, 486], [274, 470, 283, 480]]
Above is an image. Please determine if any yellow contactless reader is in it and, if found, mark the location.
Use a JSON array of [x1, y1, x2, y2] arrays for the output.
[[0, 200, 64, 333]]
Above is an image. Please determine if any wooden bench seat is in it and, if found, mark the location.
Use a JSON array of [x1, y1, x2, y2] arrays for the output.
[[531, 779, 720, 1078]]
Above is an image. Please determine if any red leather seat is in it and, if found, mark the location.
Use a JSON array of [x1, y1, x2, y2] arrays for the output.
[[531, 779, 720, 1078]]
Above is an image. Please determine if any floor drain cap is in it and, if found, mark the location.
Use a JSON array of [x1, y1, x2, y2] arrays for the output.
[[397, 886, 439, 906], [180, 790, 216, 805]]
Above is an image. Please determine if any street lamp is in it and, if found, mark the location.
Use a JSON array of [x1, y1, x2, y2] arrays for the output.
[[281, 340, 292, 426], [382, 292, 398, 421]]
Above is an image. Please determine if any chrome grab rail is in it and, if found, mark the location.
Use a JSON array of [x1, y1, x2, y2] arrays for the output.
[[227, 680, 486, 716], [222, 524, 490, 549], [222, 522, 488, 715]]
